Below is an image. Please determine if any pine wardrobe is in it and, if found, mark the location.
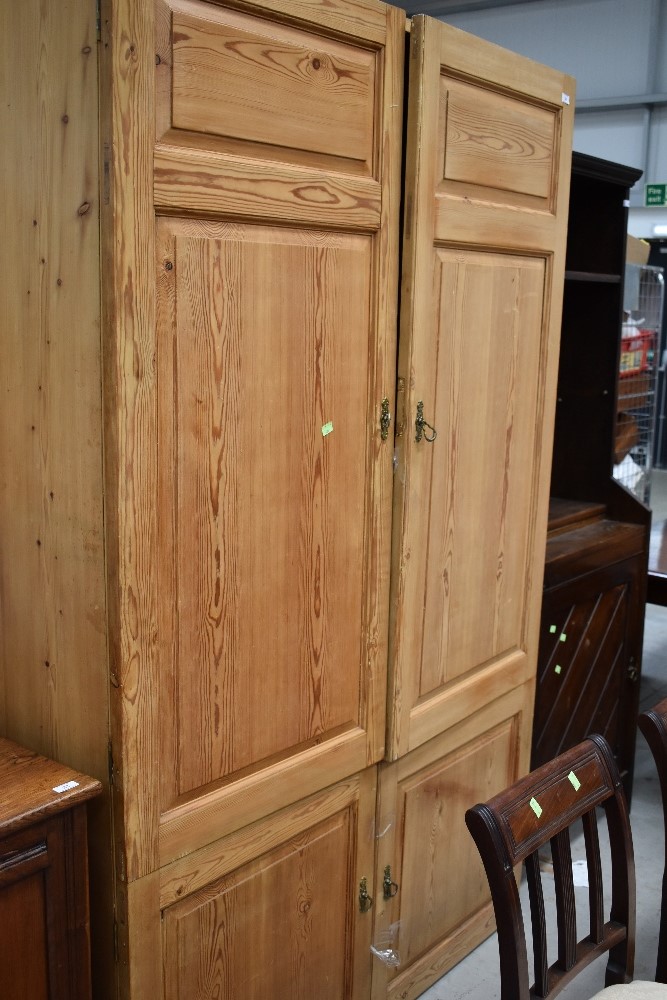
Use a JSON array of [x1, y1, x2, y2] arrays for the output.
[[0, 1, 574, 997]]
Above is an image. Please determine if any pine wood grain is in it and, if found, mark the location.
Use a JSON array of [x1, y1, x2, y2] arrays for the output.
[[159, 770, 370, 906], [0, 0, 107, 809], [160, 768, 377, 1000], [159, 725, 369, 865], [372, 683, 532, 1000], [442, 78, 556, 200], [101, 0, 160, 886], [388, 16, 575, 761], [148, 0, 400, 872], [153, 146, 382, 228], [383, 24, 573, 992], [418, 250, 544, 697], [169, 3, 377, 172], [156, 220, 370, 799], [0, 2, 112, 994]]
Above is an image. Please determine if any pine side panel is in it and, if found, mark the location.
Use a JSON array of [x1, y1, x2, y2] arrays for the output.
[[0, 1, 113, 995], [100, 0, 159, 889], [116, 870, 163, 998]]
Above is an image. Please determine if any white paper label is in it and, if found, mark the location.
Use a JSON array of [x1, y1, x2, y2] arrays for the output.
[[562, 93, 571, 105], [623, 199, 631, 207], [52, 780, 79, 793]]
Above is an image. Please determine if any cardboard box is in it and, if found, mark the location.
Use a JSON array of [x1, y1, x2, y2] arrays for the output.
[[626, 235, 651, 265]]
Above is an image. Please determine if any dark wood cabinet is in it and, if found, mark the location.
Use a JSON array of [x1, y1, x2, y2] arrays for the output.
[[532, 500, 646, 790], [0, 739, 101, 1000], [532, 154, 650, 795]]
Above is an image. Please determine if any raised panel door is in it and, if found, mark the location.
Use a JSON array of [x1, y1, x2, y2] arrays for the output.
[[128, 768, 378, 998], [104, 0, 403, 881], [156, 220, 373, 799], [388, 17, 575, 758], [371, 684, 533, 1000]]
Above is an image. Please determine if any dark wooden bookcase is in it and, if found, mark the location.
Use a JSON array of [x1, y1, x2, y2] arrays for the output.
[[531, 153, 650, 797]]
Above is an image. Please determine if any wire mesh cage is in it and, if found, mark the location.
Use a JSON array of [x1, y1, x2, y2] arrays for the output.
[[614, 262, 664, 504]]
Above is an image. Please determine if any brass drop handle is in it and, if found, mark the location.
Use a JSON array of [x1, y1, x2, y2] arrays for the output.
[[415, 401, 437, 443], [383, 864, 399, 899], [359, 876, 373, 912]]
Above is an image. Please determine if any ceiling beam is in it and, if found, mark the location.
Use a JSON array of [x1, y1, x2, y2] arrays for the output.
[[404, 0, 543, 13], [404, 0, 613, 17], [576, 94, 667, 113]]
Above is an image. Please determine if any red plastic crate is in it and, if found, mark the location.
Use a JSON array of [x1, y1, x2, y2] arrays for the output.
[[620, 328, 655, 377]]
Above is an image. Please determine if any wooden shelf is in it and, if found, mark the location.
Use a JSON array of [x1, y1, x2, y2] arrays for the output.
[[544, 518, 644, 588], [547, 497, 606, 535], [565, 270, 621, 283]]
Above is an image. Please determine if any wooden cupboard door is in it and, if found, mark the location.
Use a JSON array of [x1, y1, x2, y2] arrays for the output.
[[104, 0, 402, 879], [371, 684, 532, 1000], [156, 218, 376, 804], [157, 769, 377, 1000], [0, 815, 89, 1000], [388, 17, 575, 758]]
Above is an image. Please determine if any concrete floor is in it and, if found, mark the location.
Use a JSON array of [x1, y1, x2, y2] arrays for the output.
[[419, 471, 667, 999]]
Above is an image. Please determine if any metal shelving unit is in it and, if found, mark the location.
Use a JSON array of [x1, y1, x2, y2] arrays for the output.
[[614, 262, 664, 504]]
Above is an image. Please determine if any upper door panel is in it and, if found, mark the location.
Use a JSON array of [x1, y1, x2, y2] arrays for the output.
[[388, 17, 574, 759], [147, 0, 403, 870], [159, 0, 378, 174]]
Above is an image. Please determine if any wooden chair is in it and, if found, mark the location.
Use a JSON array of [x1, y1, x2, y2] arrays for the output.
[[465, 734, 664, 999], [638, 698, 667, 984]]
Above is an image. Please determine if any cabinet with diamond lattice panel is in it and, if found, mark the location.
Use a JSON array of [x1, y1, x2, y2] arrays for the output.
[[531, 502, 645, 797]]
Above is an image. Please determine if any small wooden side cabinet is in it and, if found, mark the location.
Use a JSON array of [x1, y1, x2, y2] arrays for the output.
[[0, 738, 102, 1000], [532, 500, 646, 795]]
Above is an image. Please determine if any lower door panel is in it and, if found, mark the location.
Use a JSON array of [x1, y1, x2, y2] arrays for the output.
[[371, 683, 533, 1000]]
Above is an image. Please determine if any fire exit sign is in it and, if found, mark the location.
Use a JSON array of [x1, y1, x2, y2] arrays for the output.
[[645, 183, 667, 206]]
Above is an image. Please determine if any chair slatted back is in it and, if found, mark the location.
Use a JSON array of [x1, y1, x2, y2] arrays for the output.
[[465, 734, 635, 1000], [638, 698, 667, 984]]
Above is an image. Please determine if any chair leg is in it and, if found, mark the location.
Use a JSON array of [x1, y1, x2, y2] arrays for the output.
[[657, 871, 667, 983]]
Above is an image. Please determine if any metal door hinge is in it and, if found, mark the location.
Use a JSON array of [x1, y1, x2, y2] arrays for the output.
[[395, 378, 406, 438], [96, 0, 101, 40], [108, 741, 115, 785], [627, 657, 639, 683], [113, 917, 119, 961], [380, 398, 391, 441]]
